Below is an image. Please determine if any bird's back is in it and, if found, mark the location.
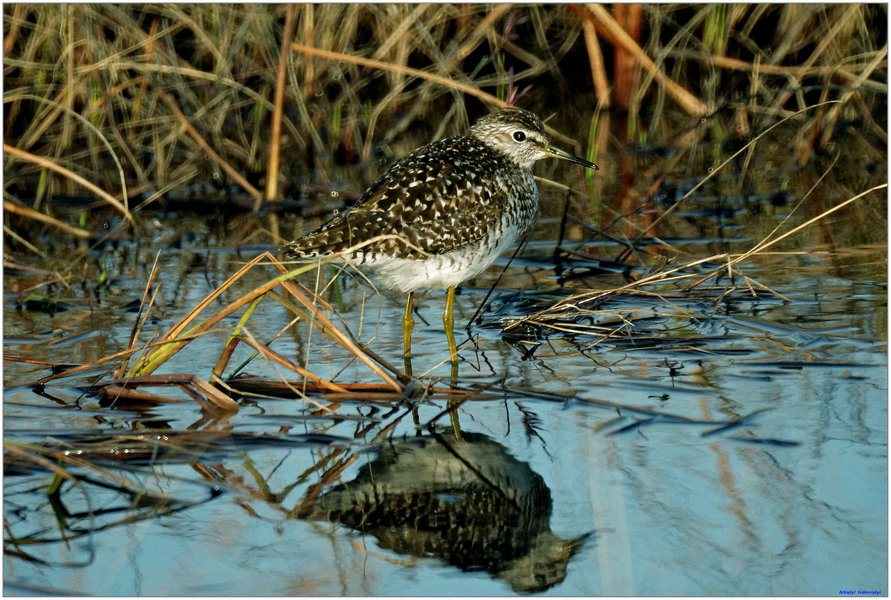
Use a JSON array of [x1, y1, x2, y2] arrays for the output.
[[283, 134, 538, 263]]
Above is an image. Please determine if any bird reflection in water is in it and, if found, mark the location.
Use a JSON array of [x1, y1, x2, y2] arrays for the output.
[[299, 430, 588, 593]]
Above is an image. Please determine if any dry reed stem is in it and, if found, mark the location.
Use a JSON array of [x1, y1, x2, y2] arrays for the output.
[[300, 4, 315, 97], [581, 4, 708, 117], [69, 16, 181, 80], [158, 92, 263, 202], [240, 335, 338, 415], [100, 384, 189, 404], [127, 258, 285, 376], [33, 333, 210, 386], [9, 5, 877, 208], [768, 4, 862, 114], [503, 253, 729, 331], [11, 87, 70, 154], [580, 13, 610, 108], [678, 53, 888, 91], [212, 294, 265, 379], [3, 199, 92, 238], [728, 184, 888, 268], [274, 270, 402, 392], [4, 92, 131, 206], [633, 100, 842, 246], [818, 45, 889, 149], [3, 355, 79, 369], [234, 329, 345, 412], [688, 154, 842, 291], [145, 253, 270, 350], [225, 376, 472, 401], [4, 224, 46, 256], [446, 4, 512, 71], [289, 42, 507, 110], [514, 179, 885, 333], [262, 3, 297, 211], [93, 61, 273, 107], [233, 326, 350, 394], [3, 144, 134, 225], [2, 4, 24, 55], [371, 4, 429, 62], [101, 374, 240, 412], [125, 249, 402, 392], [115, 250, 163, 379]]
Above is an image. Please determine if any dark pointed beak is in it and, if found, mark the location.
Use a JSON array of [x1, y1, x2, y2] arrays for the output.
[[545, 145, 599, 169]]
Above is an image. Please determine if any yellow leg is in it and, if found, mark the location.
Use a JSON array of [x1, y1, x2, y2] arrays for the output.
[[441, 288, 460, 429], [448, 398, 462, 440], [443, 286, 458, 362], [402, 291, 414, 360]]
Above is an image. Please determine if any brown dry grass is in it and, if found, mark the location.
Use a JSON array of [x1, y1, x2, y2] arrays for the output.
[[3, 5, 885, 222]]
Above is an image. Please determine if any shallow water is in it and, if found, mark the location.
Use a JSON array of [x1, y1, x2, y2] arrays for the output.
[[4, 215, 887, 595], [3, 122, 889, 595]]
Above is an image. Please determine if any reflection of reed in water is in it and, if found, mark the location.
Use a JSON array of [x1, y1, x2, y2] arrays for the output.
[[300, 430, 586, 593]]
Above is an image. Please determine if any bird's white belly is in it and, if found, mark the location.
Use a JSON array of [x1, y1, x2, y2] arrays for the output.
[[358, 224, 525, 292]]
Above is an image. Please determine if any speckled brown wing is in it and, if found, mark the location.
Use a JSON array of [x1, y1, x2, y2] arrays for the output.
[[284, 135, 523, 260]]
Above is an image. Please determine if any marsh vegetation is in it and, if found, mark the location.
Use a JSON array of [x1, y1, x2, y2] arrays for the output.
[[4, 4, 887, 595]]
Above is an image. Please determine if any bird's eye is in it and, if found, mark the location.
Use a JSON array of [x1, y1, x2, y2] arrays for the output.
[[512, 131, 526, 142]]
